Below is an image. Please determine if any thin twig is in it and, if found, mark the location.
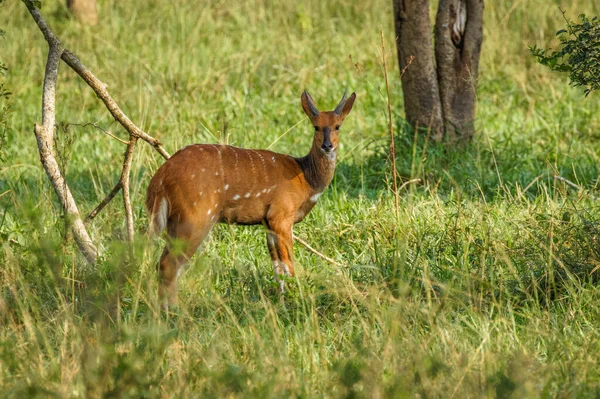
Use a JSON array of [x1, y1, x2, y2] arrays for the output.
[[554, 175, 581, 191], [267, 117, 306, 150], [121, 137, 138, 245], [69, 122, 130, 145], [381, 29, 399, 220], [293, 234, 344, 268], [85, 181, 122, 223], [399, 178, 421, 192], [554, 175, 600, 200], [401, 55, 415, 77], [516, 174, 544, 201]]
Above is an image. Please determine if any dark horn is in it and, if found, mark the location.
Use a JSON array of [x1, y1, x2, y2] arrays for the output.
[[334, 90, 348, 115], [304, 91, 320, 116]]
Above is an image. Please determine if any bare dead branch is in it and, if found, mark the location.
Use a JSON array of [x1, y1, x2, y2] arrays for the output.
[[26, 5, 98, 264], [24, 1, 174, 263]]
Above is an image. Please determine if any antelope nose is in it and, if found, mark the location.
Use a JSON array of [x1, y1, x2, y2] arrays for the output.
[[321, 142, 333, 152]]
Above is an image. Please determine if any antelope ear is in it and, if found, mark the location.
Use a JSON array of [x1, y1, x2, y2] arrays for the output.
[[301, 91, 320, 118], [339, 92, 356, 119]]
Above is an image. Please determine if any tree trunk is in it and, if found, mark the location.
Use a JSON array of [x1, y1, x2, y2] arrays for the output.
[[393, 0, 444, 140], [435, 0, 484, 141], [67, 0, 98, 26], [393, 0, 484, 143]]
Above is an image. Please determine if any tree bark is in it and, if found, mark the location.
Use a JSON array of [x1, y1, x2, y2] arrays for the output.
[[393, 0, 444, 140], [435, 0, 484, 142], [393, 0, 484, 143], [67, 0, 98, 26]]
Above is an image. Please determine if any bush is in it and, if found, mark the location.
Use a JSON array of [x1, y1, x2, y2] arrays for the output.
[[530, 11, 600, 96]]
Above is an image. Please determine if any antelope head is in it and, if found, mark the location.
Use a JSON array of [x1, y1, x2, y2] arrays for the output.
[[301, 90, 356, 160]]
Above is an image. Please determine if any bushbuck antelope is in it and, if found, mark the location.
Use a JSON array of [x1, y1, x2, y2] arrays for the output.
[[146, 90, 356, 308]]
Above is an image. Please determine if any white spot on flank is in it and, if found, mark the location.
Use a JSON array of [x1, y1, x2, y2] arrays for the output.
[[211, 215, 216, 221], [218, 188, 221, 193], [202, 168, 205, 172], [310, 193, 322, 202], [191, 174, 195, 178], [244, 192, 251, 198], [272, 156, 275, 162], [262, 188, 267, 193], [207, 209, 212, 215], [255, 192, 261, 197], [194, 201, 197, 206], [199, 191, 203, 196], [224, 184, 229, 191], [216, 172, 219, 176], [233, 195, 240, 200], [159, 179, 163, 187]]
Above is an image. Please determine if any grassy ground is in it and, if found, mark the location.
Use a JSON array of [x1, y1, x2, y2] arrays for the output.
[[2, 0, 600, 397]]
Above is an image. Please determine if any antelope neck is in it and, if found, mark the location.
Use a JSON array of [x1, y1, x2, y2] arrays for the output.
[[294, 144, 337, 192]]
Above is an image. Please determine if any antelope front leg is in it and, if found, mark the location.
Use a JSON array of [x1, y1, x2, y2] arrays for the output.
[[266, 218, 295, 293]]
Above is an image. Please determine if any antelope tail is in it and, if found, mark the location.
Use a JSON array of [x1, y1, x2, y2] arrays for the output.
[[147, 192, 169, 237]]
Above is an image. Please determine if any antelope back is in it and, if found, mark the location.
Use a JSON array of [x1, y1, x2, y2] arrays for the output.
[[146, 144, 310, 227]]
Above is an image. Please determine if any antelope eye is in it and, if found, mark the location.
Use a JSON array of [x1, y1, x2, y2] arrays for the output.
[[314, 126, 319, 132], [335, 125, 340, 130]]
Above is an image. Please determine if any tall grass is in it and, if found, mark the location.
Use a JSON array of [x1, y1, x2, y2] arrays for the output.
[[1, 0, 600, 396]]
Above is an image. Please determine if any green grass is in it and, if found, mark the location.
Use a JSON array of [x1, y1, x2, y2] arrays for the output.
[[2, 0, 600, 397]]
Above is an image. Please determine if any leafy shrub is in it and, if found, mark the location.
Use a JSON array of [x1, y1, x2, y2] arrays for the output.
[[530, 11, 600, 96]]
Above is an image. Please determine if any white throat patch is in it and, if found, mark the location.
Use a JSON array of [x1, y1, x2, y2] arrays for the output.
[[310, 192, 322, 203], [326, 150, 337, 161]]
